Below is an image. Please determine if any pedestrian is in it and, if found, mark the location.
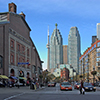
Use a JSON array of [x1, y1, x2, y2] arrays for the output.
[[80, 80, 85, 95]]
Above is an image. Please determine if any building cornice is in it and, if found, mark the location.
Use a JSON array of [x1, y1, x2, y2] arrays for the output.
[[0, 12, 31, 31]]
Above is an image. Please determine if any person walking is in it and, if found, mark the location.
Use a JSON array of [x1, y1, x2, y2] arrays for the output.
[[80, 80, 85, 94]]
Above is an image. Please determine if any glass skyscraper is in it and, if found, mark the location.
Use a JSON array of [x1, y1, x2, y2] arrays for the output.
[[68, 27, 81, 73], [50, 24, 63, 71]]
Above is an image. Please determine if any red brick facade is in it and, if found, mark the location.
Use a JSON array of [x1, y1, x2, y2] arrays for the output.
[[61, 68, 69, 81], [0, 3, 43, 80]]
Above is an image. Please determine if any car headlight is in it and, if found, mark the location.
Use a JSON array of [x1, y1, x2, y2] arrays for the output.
[[85, 87, 88, 89], [94, 87, 96, 89]]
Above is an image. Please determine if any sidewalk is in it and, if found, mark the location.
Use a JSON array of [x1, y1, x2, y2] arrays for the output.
[[96, 86, 100, 91]]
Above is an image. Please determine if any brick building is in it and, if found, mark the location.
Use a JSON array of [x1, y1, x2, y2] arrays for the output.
[[79, 39, 100, 82], [61, 67, 69, 81], [0, 3, 43, 81]]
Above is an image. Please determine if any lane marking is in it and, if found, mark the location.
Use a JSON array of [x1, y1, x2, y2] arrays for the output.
[[4, 92, 25, 100]]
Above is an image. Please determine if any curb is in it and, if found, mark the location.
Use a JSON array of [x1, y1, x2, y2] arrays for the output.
[[97, 89, 100, 91]]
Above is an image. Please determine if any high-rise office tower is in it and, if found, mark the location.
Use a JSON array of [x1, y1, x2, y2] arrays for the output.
[[97, 23, 100, 40], [92, 36, 97, 44], [68, 27, 81, 73], [50, 24, 63, 72], [63, 45, 68, 64]]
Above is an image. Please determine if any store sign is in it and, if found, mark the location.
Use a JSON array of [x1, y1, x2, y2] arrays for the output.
[[18, 62, 29, 65]]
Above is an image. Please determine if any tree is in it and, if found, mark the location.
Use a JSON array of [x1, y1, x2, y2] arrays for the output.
[[39, 74, 43, 79], [91, 71, 97, 84], [80, 75, 83, 78]]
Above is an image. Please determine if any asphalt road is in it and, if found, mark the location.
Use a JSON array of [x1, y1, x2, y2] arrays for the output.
[[0, 83, 100, 100]]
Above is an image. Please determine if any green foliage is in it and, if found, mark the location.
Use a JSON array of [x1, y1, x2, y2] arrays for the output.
[[39, 74, 43, 79], [91, 71, 97, 76], [42, 70, 55, 83]]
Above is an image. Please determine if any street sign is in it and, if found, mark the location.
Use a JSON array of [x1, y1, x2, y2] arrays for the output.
[[18, 62, 29, 65]]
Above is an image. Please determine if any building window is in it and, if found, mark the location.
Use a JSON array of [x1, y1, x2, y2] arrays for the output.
[[33, 65, 36, 73], [96, 58, 100, 62], [0, 56, 3, 68], [17, 44, 20, 51], [11, 54, 14, 64], [22, 46, 24, 51], [97, 52, 100, 57], [96, 62, 100, 66], [98, 67, 100, 70], [27, 49, 29, 56], [11, 40, 14, 48], [97, 42, 100, 47], [22, 46, 25, 54], [97, 48, 100, 52]]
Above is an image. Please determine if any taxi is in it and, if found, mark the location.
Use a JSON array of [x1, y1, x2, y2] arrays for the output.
[[60, 81, 72, 91]]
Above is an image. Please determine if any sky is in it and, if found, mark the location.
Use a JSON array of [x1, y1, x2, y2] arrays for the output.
[[0, 0, 100, 70]]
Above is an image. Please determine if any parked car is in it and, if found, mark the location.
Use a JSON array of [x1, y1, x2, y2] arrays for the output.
[[48, 82, 55, 87], [0, 81, 5, 87], [60, 81, 72, 91], [82, 82, 96, 92], [74, 82, 80, 89]]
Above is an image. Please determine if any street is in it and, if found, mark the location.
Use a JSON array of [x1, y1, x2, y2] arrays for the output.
[[0, 83, 100, 100]]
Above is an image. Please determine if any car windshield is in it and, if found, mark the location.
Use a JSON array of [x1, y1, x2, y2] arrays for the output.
[[61, 82, 71, 85], [84, 83, 92, 86]]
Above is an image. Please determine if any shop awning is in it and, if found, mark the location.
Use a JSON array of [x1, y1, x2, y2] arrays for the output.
[[19, 77, 27, 80], [0, 75, 9, 79], [9, 76, 18, 80]]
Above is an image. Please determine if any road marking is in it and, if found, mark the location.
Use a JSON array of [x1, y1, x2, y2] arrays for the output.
[[4, 92, 25, 100]]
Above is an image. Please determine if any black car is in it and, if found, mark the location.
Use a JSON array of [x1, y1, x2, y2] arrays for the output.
[[83, 82, 96, 92]]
